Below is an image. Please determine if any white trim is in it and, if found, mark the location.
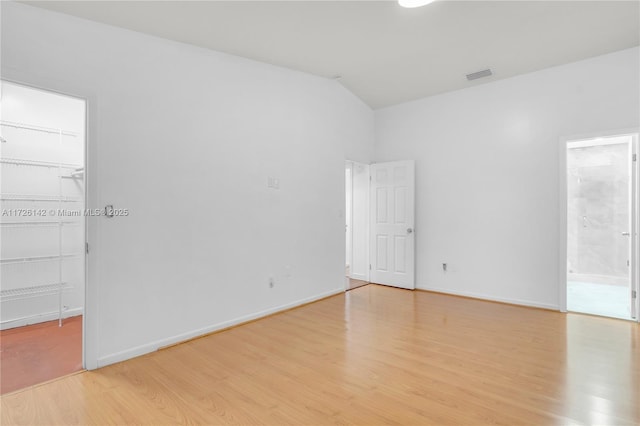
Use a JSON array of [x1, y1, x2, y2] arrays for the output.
[[362, 162, 370, 283], [561, 128, 640, 144], [0, 73, 100, 368], [632, 134, 639, 321], [0, 308, 83, 330], [345, 160, 354, 289], [96, 288, 344, 368], [558, 138, 568, 312], [359, 161, 371, 283], [417, 285, 558, 311]]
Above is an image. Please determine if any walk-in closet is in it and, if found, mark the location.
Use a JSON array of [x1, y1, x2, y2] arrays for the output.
[[0, 81, 86, 393]]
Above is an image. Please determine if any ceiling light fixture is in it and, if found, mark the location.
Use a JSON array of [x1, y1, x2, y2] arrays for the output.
[[398, 0, 437, 8]]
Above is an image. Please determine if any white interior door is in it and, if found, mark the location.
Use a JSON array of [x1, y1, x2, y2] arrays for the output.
[[369, 160, 415, 289]]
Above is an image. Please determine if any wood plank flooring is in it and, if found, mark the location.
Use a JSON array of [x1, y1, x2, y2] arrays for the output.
[[347, 278, 369, 291], [2, 285, 639, 425], [0, 315, 83, 395]]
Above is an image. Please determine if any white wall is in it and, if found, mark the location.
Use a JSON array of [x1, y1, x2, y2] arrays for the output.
[[375, 47, 640, 309], [1, 2, 373, 367]]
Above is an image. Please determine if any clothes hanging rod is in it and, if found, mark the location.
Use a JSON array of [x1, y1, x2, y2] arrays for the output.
[[0, 193, 82, 202], [0, 253, 82, 265], [0, 120, 79, 137], [0, 158, 82, 168]]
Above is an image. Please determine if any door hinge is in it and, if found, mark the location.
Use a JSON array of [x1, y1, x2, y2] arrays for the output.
[[633, 153, 637, 162], [369, 264, 372, 270], [633, 290, 637, 299], [85, 242, 89, 254], [627, 259, 630, 267]]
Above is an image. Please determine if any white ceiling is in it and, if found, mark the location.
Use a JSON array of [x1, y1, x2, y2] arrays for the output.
[[23, 1, 640, 109]]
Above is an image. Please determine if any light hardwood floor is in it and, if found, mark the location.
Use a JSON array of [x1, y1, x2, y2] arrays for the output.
[[347, 278, 369, 291], [2, 285, 639, 425]]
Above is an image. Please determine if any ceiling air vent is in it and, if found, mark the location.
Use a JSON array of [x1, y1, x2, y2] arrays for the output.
[[466, 69, 493, 81]]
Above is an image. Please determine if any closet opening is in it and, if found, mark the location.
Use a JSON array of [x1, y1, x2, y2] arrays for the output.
[[0, 81, 87, 393]]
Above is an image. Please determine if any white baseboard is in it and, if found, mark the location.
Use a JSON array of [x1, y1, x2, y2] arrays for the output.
[[97, 287, 344, 368], [417, 285, 559, 311], [0, 308, 84, 330], [350, 273, 367, 281]]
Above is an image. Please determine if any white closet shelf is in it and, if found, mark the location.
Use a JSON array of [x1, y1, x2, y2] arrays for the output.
[[0, 253, 83, 265], [2, 112, 85, 327], [0, 194, 82, 202], [1, 158, 82, 168], [61, 168, 85, 180], [0, 283, 72, 301], [0, 221, 80, 228], [1, 120, 79, 137]]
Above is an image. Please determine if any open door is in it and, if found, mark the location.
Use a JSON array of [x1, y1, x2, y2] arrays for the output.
[[369, 160, 415, 289], [565, 134, 638, 320]]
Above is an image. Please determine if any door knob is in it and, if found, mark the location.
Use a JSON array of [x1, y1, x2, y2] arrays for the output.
[[622, 232, 630, 236], [407, 228, 413, 234]]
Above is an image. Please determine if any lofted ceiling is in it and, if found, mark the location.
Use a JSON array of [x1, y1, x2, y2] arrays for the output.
[[22, 1, 640, 109]]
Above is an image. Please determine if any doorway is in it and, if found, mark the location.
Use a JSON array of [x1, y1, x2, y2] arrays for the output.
[[345, 159, 416, 291], [565, 134, 638, 320], [345, 160, 370, 291], [0, 81, 87, 393]]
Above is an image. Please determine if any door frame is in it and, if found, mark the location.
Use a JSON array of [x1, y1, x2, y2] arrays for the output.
[[345, 160, 353, 289], [344, 159, 370, 289], [558, 128, 640, 322], [2, 75, 99, 367]]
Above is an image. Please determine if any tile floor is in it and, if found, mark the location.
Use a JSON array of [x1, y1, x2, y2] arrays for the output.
[[567, 281, 632, 320], [0, 315, 83, 394]]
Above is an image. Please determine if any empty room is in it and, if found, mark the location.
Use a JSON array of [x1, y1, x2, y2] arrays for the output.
[[0, 1, 638, 425]]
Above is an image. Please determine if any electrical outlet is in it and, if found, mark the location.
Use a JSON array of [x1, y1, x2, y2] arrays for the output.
[[442, 263, 447, 272]]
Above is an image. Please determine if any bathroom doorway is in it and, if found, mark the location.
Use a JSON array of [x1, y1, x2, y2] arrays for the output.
[[565, 134, 638, 320]]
